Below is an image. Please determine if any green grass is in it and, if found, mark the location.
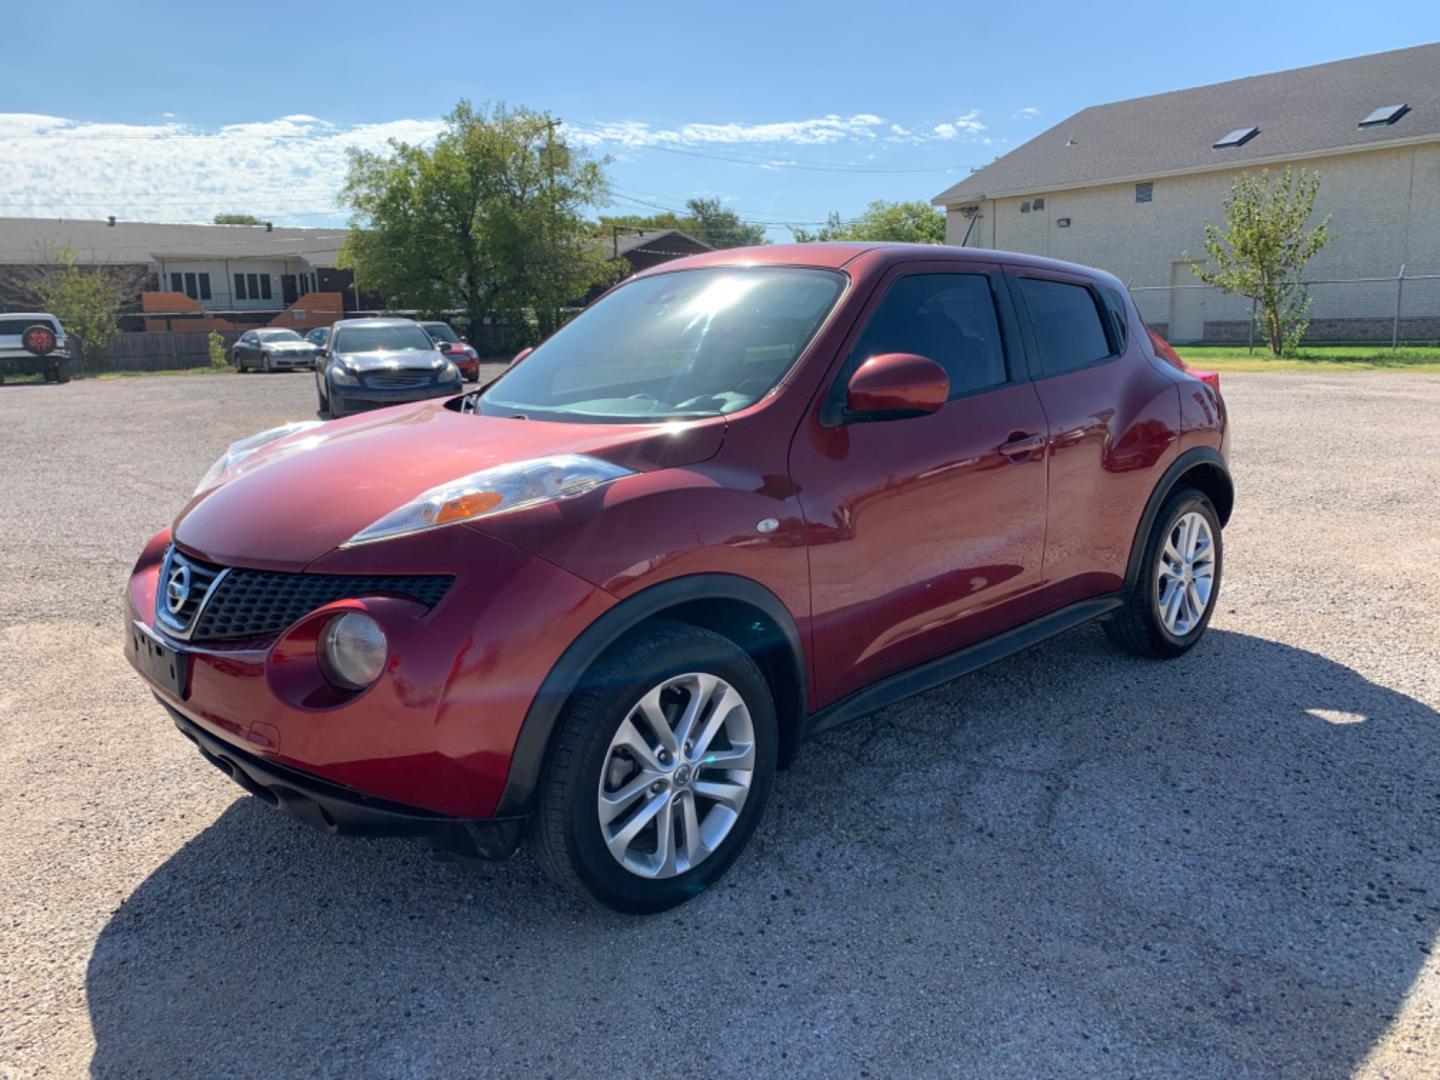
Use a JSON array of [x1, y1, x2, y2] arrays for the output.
[[3, 366, 233, 384], [1177, 345, 1440, 373]]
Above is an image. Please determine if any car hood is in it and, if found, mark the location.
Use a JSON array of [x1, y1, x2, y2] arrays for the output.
[[333, 349, 444, 372], [172, 397, 726, 569]]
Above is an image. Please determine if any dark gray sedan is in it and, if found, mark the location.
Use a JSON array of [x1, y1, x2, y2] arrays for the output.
[[233, 329, 320, 373], [313, 318, 464, 418]]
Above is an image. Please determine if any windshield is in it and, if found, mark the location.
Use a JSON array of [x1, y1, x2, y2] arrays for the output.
[[256, 329, 302, 342], [423, 322, 460, 343], [478, 267, 844, 423], [334, 323, 435, 354]]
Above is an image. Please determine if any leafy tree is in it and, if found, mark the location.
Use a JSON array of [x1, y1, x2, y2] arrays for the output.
[[339, 100, 618, 345], [212, 213, 264, 225], [1188, 168, 1330, 356], [793, 200, 946, 244], [597, 197, 767, 250], [6, 246, 140, 371]]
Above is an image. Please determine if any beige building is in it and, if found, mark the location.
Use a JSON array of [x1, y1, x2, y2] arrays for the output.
[[932, 43, 1440, 341]]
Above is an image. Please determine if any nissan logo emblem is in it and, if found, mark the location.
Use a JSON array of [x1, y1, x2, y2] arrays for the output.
[[165, 562, 192, 615]]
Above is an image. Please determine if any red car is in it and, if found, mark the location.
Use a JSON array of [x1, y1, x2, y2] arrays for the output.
[[125, 244, 1231, 912], [419, 320, 481, 382], [1147, 326, 1221, 392]]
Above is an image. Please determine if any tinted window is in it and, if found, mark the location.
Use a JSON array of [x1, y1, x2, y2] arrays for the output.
[[845, 273, 1007, 397], [1100, 288, 1131, 352], [422, 322, 460, 343], [1017, 277, 1113, 376]]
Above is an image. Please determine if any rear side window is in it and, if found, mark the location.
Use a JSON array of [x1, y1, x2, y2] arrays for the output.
[[846, 273, 1008, 397], [1101, 287, 1129, 352], [1017, 277, 1114, 376]]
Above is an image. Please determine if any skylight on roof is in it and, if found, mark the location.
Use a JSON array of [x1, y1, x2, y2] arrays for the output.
[[1213, 127, 1259, 149], [1359, 104, 1409, 127]]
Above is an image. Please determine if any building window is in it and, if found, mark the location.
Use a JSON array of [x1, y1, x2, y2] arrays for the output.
[[259, 275, 272, 300], [184, 272, 198, 300], [246, 273, 260, 300], [1032, 197, 1045, 211], [198, 273, 211, 300], [235, 274, 247, 300], [1135, 182, 1154, 204], [170, 272, 182, 293], [1020, 201, 1031, 213]]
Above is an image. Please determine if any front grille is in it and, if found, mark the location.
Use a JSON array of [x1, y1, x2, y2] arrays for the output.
[[156, 545, 452, 642], [367, 373, 431, 389], [194, 568, 453, 640], [155, 547, 227, 637]]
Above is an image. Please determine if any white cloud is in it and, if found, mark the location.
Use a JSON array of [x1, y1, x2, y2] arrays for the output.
[[931, 110, 986, 140], [0, 108, 987, 224], [1015, 106, 1041, 119]]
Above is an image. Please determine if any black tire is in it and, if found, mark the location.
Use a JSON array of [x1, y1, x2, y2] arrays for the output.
[[234, 353, 246, 373], [1105, 486, 1223, 659], [531, 620, 777, 913], [51, 362, 70, 384], [262, 353, 273, 373]]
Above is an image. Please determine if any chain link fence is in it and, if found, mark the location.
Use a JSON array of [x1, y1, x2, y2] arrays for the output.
[[1128, 268, 1440, 347]]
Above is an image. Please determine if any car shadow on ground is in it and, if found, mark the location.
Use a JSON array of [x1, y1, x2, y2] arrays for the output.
[[84, 629, 1439, 1078]]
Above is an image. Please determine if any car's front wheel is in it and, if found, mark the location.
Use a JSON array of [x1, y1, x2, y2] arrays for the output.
[[531, 621, 777, 913], [1105, 486, 1223, 658]]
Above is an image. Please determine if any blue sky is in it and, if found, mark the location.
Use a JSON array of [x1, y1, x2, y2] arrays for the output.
[[2, 1, 1436, 238]]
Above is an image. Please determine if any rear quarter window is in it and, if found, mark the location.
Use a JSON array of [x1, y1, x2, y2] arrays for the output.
[[1016, 277, 1115, 376]]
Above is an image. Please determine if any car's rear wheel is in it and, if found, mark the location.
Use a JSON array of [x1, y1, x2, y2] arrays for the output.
[[531, 621, 777, 913], [1105, 486, 1222, 659]]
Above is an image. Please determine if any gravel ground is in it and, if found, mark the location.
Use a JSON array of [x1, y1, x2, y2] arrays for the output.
[[1, 370, 1437, 1079]]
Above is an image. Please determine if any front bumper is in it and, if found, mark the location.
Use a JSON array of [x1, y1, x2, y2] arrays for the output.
[[125, 525, 615, 820], [166, 700, 525, 857], [331, 378, 462, 414]]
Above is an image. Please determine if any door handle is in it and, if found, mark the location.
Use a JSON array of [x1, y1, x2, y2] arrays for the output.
[[998, 432, 1045, 461]]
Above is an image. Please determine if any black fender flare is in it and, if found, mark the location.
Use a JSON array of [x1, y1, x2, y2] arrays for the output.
[[1124, 446, 1233, 591], [494, 573, 807, 816]]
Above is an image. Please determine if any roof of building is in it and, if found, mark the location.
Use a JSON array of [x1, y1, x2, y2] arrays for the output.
[[590, 229, 712, 259], [934, 41, 1440, 205], [0, 217, 346, 267]]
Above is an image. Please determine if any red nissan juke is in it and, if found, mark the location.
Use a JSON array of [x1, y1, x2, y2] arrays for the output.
[[125, 243, 1231, 912]]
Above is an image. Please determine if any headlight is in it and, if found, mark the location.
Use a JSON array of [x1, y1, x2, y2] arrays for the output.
[[441, 360, 460, 381], [319, 612, 387, 690], [330, 365, 360, 386], [345, 454, 632, 546], [194, 421, 325, 494]]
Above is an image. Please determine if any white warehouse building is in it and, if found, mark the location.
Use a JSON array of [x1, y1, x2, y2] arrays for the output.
[[932, 42, 1440, 342]]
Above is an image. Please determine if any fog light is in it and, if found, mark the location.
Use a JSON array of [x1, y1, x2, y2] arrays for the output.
[[319, 612, 387, 690]]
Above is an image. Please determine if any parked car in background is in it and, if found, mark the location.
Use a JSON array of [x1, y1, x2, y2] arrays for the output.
[[0, 313, 73, 384], [314, 317, 464, 418], [125, 244, 1231, 913], [234, 329, 320, 373], [305, 326, 330, 349], [1146, 326, 1221, 392], [419, 320, 481, 382]]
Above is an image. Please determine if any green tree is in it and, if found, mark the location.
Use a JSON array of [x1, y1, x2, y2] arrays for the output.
[[212, 213, 264, 225], [339, 100, 617, 345], [1188, 168, 1330, 357], [9, 246, 140, 371], [793, 200, 946, 244], [208, 330, 228, 369], [597, 196, 767, 250]]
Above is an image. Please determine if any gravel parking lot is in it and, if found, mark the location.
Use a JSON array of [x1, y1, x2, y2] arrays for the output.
[[1, 370, 1437, 1078]]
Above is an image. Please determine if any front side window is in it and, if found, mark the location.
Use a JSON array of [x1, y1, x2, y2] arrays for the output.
[[843, 273, 1008, 398], [1016, 277, 1114, 376], [333, 324, 435, 353], [478, 267, 845, 423]]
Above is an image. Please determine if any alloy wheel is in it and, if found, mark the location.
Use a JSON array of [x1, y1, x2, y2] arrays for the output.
[[1156, 511, 1216, 636], [596, 672, 756, 880]]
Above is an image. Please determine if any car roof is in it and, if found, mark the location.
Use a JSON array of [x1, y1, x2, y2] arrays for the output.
[[631, 242, 1123, 289], [0, 312, 61, 320]]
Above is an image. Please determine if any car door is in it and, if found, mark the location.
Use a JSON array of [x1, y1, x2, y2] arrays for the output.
[[789, 263, 1050, 709], [1005, 268, 1178, 613], [236, 332, 256, 365]]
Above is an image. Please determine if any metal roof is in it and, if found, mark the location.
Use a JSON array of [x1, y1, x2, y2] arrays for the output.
[[0, 217, 346, 267], [934, 41, 1440, 205]]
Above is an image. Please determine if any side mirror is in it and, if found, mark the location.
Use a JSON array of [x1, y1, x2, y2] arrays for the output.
[[510, 346, 534, 366], [844, 353, 949, 421]]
